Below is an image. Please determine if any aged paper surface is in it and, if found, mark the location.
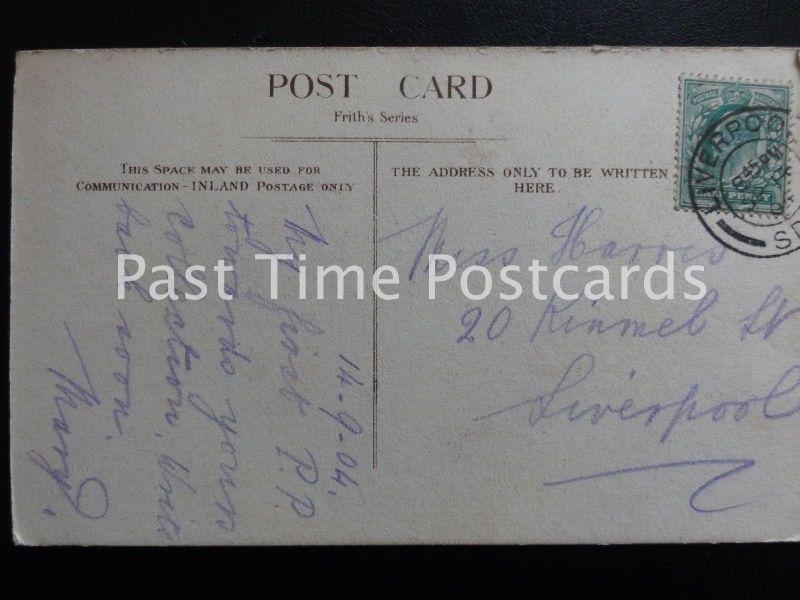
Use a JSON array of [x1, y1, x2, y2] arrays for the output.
[[10, 47, 800, 545]]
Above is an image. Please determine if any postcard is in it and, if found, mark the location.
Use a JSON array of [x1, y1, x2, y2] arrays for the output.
[[10, 47, 799, 544]]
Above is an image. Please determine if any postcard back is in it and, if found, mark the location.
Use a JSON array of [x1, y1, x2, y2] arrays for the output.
[[10, 47, 800, 544]]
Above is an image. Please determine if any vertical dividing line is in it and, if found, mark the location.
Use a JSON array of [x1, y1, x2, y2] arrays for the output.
[[372, 141, 379, 469]]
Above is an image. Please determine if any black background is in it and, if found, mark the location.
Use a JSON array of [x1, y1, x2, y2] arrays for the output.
[[3, 0, 800, 596]]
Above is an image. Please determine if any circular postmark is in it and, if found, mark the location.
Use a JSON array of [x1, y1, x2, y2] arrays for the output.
[[688, 105, 800, 258]]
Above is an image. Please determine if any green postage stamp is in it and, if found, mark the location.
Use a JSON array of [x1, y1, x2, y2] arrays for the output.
[[677, 77, 791, 215]]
